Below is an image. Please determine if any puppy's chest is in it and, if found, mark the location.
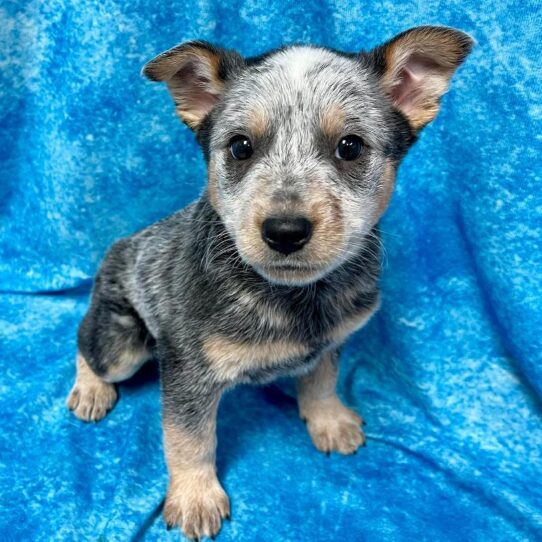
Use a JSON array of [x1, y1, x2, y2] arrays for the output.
[[201, 287, 379, 384]]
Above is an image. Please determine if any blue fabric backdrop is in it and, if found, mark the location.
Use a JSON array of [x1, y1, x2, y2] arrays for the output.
[[1, 1, 541, 540]]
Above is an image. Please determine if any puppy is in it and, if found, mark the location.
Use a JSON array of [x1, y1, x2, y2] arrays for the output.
[[67, 26, 472, 540]]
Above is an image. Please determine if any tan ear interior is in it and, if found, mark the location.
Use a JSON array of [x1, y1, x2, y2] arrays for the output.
[[377, 27, 473, 130], [143, 43, 225, 130]]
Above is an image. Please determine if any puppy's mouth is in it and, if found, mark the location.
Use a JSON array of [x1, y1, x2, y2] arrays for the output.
[[234, 212, 347, 285], [268, 263, 316, 271], [253, 260, 330, 285]]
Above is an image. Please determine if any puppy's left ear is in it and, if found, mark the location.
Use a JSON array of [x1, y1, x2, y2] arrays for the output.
[[369, 26, 473, 131], [142, 41, 244, 130]]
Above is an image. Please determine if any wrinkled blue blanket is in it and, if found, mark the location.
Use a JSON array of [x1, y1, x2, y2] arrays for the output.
[[1, 1, 541, 541]]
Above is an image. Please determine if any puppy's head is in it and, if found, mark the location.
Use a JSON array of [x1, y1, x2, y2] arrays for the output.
[[144, 27, 472, 285]]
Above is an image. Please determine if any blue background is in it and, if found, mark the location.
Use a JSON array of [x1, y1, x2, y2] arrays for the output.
[[1, 1, 541, 540]]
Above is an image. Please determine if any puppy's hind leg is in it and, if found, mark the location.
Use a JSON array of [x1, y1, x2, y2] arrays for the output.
[[67, 308, 152, 422], [67, 293, 153, 422]]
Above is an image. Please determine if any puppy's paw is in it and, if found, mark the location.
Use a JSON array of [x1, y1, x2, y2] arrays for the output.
[[164, 470, 230, 540], [302, 398, 365, 455], [66, 380, 117, 422]]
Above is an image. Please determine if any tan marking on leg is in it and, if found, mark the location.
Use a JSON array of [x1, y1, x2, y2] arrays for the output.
[[324, 296, 381, 345], [298, 351, 365, 455], [202, 335, 310, 381], [66, 353, 117, 422], [163, 410, 229, 540], [320, 104, 345, 139]]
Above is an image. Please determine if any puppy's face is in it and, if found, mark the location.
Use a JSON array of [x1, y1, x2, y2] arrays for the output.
[[144, 27, 472, 285], [206, 48, 410, 285]]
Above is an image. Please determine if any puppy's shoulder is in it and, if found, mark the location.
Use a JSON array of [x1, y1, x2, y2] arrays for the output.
[[132, 202, 198, 246]]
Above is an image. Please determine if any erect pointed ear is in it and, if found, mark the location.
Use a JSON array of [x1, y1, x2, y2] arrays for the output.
[[369, 26, 473, 131], [142, 41, 244, 130]]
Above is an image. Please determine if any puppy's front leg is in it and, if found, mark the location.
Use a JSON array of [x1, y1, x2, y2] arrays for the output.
[[297, 349, 365, 455], [160, 350, 229, 540]]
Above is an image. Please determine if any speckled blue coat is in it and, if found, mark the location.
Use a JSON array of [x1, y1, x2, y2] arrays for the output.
[[0, 1, 541, 541]]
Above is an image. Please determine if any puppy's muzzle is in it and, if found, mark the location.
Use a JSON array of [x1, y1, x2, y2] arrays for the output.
[[262, 216, 312, 255]]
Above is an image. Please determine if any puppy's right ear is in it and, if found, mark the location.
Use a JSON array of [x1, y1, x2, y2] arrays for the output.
[[142, 41, 244, 130]]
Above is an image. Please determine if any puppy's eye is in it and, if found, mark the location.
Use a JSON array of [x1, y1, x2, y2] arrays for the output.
[[230, 136, 253, 160], [335, 135, 364, 161]]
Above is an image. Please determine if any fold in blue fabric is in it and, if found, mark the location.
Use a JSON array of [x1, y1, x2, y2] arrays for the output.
[[1, 1, 541, 540]]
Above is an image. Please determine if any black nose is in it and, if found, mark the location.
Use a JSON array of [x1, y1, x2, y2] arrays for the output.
[[262, 217, 312, 255]]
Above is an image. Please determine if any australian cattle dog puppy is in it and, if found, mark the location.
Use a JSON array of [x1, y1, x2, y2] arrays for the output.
[[67, 26, 472, 540]]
